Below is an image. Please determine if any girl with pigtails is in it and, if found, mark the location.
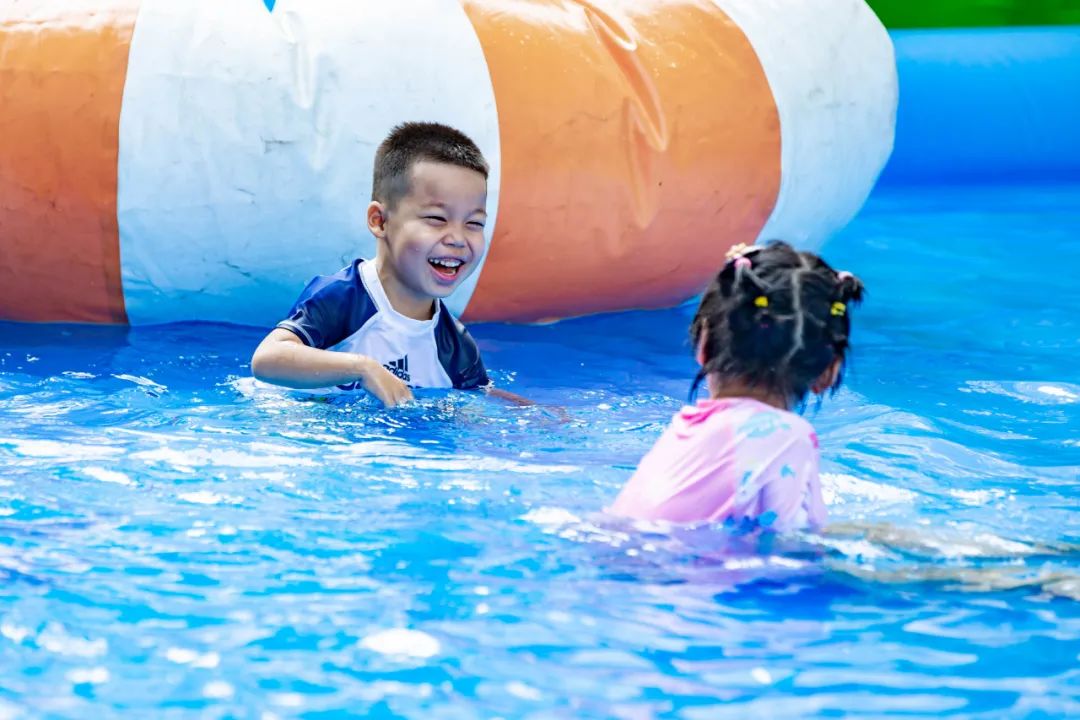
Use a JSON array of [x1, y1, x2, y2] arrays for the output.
[[610, 241, 865, 532]]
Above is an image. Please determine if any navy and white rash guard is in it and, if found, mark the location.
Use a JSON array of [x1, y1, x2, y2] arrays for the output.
[[276, 259, 488, 390]]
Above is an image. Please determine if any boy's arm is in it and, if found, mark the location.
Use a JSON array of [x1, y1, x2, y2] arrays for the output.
[[251, 328, 413, 407], [484, 386, 535, 407]]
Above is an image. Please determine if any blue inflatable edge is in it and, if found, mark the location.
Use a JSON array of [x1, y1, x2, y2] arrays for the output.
[[881, 26, 1080, 185]]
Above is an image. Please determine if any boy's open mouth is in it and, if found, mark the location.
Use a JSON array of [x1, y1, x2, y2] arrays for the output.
[[428, 257, 464, 281]]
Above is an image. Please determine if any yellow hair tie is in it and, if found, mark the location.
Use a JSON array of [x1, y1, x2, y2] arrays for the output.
[[754, 296, 769, 308], [831, 301, 847, 317]]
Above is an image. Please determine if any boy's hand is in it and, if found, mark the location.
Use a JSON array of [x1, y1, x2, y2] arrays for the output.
[[356, 356, 413, 407]]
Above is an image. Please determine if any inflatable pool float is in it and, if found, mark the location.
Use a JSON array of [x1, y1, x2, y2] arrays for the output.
[[0, 0, 896, 325]]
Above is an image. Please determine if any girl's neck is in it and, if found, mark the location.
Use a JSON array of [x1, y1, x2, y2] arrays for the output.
[[707, 377, 789, 411]]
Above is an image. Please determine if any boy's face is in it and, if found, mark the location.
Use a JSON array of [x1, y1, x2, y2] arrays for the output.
[[372, 160, 488, 303]]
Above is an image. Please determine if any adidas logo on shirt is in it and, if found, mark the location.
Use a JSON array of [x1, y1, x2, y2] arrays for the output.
[[384, 356, 410, 383]]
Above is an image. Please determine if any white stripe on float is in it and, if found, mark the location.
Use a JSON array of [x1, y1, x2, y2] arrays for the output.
[[711, 0, 897, 250], [117, 0, 500, 325]]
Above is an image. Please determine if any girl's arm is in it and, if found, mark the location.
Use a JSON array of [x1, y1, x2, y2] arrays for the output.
[[740, 432, 825, 532]]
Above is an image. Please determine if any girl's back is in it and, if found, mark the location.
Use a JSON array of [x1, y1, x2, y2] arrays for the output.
[[610, 397, 825, 530]]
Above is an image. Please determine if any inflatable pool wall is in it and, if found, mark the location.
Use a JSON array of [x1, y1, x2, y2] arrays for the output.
[[869, 0, 1080, 185], [0, 1, 896, 326]]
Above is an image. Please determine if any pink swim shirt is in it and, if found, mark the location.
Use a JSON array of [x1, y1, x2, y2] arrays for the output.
[[610, 398, 827, 531]]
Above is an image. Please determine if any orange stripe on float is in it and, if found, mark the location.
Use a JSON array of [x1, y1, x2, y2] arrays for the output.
[[0, 3, 138, 324], [460, 0, 781, 322]]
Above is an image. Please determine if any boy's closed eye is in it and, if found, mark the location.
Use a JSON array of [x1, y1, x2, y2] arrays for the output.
[[422, 215, 485, 231]]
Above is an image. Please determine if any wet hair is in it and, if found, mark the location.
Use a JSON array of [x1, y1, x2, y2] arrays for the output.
[[372, 122, 489, 210], [690, 241, 865, 407]]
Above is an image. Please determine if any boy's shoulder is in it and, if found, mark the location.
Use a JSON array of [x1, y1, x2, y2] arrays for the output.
[[276, 258, 374, 348], [290, 258, 367, 304], [434, 304, 478, 348], [432, 303, 488, 389]]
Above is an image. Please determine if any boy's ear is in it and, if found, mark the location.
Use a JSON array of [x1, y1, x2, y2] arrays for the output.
[[366, 201, 388, 238], [695, 329, 707, 367]]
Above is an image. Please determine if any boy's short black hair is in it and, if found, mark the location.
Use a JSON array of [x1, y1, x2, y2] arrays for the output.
[[372, 122, 489, 209]]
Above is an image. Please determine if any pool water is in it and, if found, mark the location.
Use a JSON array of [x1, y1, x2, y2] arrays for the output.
[[1, 183, 1079, 718]]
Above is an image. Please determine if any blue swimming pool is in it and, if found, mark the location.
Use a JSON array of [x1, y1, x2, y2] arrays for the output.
[[2, 183, 1079, 717]]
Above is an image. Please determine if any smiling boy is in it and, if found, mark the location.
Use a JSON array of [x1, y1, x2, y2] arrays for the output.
[[251, 122, 491, 407]]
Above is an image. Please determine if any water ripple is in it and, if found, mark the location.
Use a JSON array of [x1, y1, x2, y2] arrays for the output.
[[2, 184, 1079, 716]]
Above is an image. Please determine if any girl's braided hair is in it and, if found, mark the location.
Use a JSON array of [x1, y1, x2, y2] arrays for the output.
[[690, 241, 864, 406]]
